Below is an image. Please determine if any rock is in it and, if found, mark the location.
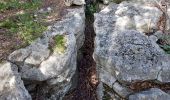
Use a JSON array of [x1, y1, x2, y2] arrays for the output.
[[101, 0, 126, 5], [94, 2, 170, 84], [53, 7, 85, 50], [129, 88, 170, 100], [64, 0, 85, 6], [0, 62, 31, 100], [94, 2, 170, 99], [98, 66, 116, 87], [102, 0, 110, 4], [8, 6, 85, 99], [112, 82, 133, 98]]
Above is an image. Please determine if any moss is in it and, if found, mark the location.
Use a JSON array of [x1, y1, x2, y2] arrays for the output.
[[53, 35, 67, 54]]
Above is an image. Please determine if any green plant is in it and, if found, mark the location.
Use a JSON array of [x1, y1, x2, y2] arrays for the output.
[[86, 3, 98, 16], [160, 45, 170, 54], [158, 34, 170, 54], [53, 35, 67, 54], [0, 0, 42, 12], [0, 13, 47, 44]]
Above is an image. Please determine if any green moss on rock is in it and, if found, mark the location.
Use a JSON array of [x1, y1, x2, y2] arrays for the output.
[[53, 35, 67, 54]]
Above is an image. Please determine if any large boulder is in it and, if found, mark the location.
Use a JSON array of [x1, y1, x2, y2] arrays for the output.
[[129, 88, 170, 100], [94, 2, 170, 99], [8, 6, 85, 99], [0, 62, 31, 100]]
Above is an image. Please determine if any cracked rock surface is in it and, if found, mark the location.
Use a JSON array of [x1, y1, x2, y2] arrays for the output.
[[94, 1, 170, 99]]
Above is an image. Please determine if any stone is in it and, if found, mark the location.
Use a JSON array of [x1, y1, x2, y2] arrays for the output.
[[94, 2, 170, 84], [112, 82, 133, 98], [0, 62, 31, 100], [64, 0, 85, 6], [8, 6, 85, 100], [98, 66, 117, 87], [94, 2, 170, 100], [129, 88, 170, 100]]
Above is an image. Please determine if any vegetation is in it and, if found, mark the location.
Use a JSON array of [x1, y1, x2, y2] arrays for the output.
[[0, 0, 46, 45], [86, 2, 98, 16], [0, 13, 46, 44], [0, 0, 41, 12], [158, 34, 170, 54], [53, 35, 67, 54]]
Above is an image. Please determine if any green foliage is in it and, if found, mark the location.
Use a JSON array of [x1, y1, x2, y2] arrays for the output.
[[158, 34, 170, 54], [160, 45, 170, 54], [111, 0, 126, 4], [0, 0, 42, 12], [0, 13, 47, 44], [86, 3, 98, 16], [53, 35, 67, 54]]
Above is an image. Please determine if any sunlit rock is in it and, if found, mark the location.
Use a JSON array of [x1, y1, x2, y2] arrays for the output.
[[64, 0, 85, 6], [0, 62, 31, 100], [129, 88, 170, 100], [94, 2, 170, 99], [8, 6, 85, 100]]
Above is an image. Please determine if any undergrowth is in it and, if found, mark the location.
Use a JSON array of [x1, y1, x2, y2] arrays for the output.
[[0, 0, 47, 45], [0, 13, 47, 44], [0, 0, 42, 12]]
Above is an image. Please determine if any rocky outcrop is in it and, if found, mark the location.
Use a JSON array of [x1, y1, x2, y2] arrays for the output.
[[64, 0, 85, 6], [94, 1, 170, 99], [0, 6, 85, 100], [0, 62, 31, 100], [129, 88, 170, 100]]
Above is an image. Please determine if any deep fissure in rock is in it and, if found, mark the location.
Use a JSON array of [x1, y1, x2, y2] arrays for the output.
[[73, 4, 98, 100]]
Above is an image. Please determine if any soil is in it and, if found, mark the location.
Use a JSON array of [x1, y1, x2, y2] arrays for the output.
[[73, 15, 98, 100]]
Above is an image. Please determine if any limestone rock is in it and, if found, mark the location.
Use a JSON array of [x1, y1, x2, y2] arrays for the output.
[[94, 2, 170, 100], [0, 62, 31, 100], [94, 2, 170, 84], [8, 6, 85, 100], [64, 0, 85, 6], [112, 82, 133, 98], [129, 88, 170, 100]]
